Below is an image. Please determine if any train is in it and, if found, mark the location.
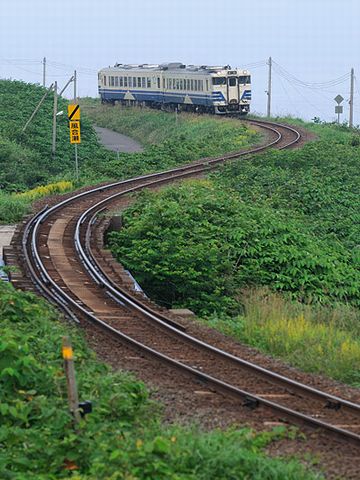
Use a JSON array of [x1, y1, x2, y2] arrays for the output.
[[98, 62, 251, 114]]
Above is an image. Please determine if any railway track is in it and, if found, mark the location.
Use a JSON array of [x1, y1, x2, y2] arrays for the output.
[[6, 120, 360, 448]]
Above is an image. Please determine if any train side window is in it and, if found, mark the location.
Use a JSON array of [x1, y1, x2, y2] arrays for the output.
[[179, 79, 183, 89], [147, 77, 151, 88], [200, 80, 203, 91], [157, 77, 160, 88], [124, 77, 128, 87], [119, 77, 123, 87], [229, 77, 237, 87], [129, 77, 132, 87], [190, 79, 193, 90], [142, 77, 146, 88], [206, 79, 209, 91], [212, 77, 226, 85], [195, 80, 198, 91], [110, 76, 114, 87], [115, 77, 119, 87], [133, 77, 136, 87], [103, 76, 107, 86]]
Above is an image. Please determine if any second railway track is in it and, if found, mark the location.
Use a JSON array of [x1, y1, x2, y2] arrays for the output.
[[6, 120, 360, 450]]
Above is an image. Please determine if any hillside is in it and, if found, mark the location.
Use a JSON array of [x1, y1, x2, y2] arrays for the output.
[[0, 82, 259, 223], [107, 118, 360, 384], [0, 80, 106, 191]]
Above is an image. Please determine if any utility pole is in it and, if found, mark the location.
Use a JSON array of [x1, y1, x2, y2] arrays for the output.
[[42, 57, 46, 87], [73, 69, 77, 101], [52, 81, 58, 159], [266, 56, 272, 117], [349, 67, 354, 128], [73, 70, 79, 180]]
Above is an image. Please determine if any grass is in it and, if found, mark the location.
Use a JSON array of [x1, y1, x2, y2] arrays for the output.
[[81, 97, 259, 150], [0, 82, 259, 224], [0, 180, 75, 224], [0, 279, 321, 479], [207, 289, 360, 385]]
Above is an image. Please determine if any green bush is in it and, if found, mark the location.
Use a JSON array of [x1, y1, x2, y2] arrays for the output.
[[108, 180, 360, 315]]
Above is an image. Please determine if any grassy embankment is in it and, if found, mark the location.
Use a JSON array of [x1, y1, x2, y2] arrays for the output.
[[107, 118, 360, 385], [1, 83, 317, 478], [0, 82, 259, 223], [0, 280, 321, 479]]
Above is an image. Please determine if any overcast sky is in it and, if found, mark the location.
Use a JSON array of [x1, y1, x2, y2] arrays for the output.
[[1, 0, 359, 122]]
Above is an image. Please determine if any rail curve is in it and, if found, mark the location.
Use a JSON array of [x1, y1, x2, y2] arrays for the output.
[[8, 120, 360, 448]]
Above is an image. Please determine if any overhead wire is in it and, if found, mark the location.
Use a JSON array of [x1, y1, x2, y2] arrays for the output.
[[273, 60, 350, 89], [274, 70, 301, 117]]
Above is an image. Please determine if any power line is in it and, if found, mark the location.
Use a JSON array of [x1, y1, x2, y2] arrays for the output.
[[275, 71, 301, 117], [273, 61, 350, 89]]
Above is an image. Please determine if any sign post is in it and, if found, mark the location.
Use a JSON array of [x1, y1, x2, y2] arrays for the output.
[[68, 104, 81, 179], [334, 95, 344, 125]]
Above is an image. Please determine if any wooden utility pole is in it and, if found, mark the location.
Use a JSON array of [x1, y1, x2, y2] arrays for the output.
[[62, 336, 81, 425], [52, 81, 58, 159], [43, 57, 46, 87], [349, 68, 354, 128], [73, 69, 77, 102], [267, 56, 272, 117]]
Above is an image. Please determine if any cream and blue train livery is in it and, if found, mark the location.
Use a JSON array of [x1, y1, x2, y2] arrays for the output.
[[98, 62, 251, 114]]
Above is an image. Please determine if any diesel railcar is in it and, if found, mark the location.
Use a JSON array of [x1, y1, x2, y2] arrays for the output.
[[98, 62, 251, 114]]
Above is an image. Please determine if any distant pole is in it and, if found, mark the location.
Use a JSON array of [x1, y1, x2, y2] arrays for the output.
[[42, 57, 46, 87], [349, 68, 354, 128], [267, 57, 272, 117], [52, 81, 58, 159], [73, 70, 79, 180], [73, 69, 77, 101]]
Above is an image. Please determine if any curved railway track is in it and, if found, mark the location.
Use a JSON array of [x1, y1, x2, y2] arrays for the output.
[[6, 120, 360, 449]]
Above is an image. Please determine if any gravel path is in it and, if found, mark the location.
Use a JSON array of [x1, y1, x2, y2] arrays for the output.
[[94, 126, 143, 153]]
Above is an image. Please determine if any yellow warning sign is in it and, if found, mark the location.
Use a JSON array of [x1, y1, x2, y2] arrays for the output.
[[68, 104, 80, 121], [69, 120, 81, 144]]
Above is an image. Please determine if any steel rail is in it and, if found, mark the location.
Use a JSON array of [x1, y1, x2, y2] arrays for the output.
[[76, 157, 360, 419], [23, 120, 360, 445], [22, 216, 360, 446]]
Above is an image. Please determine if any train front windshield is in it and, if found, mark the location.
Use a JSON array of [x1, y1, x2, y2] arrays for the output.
[[238, 75, 251, 84]]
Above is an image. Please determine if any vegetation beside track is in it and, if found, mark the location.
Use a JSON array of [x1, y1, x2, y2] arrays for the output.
[[80, 98, 259, 180], [0, 280, 320, 479], [108, 119, 360, 385], [0, 81, 258, 223]]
